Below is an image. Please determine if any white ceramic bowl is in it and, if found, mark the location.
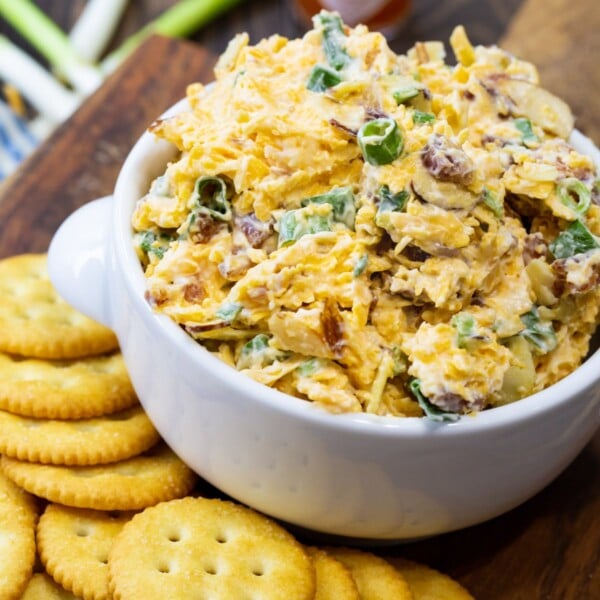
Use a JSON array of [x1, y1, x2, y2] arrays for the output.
[[48, 99, 600, 541]]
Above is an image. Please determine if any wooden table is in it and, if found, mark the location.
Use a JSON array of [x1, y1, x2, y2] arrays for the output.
[[0, 2, 598, 598]]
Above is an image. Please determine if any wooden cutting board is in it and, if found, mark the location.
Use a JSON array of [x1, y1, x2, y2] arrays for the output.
[[0, 14, 598, 600]]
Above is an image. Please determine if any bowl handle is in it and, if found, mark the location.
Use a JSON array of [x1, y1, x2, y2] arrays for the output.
[[48, 196, 114, 329]]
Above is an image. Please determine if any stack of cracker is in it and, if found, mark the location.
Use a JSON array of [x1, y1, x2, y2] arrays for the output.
[[0, 254, 475, 600]]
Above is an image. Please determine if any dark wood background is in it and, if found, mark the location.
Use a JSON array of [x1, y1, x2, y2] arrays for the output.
[[0, 2, 598, 599]]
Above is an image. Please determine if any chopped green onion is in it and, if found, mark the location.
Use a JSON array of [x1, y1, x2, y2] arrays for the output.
[[191, 176, 233, 222], [520, 307, 557, 355], [376, 185, 409, 218], [137, 230, 171, 259], [301, 186, 356, 229], [101, 0, 244, 73], [557, 178, 591, 217], [358, 118, 403, 166], [549, 220, 600, 259], [313, 11, 349, 71], [297, 357, 321, 377], [513, 117, 538, 146], [353, 254, 368, 277], [278, 208, 333, 247], [409, 379, 460, 423], [451, 312, 476, 349], [412, 110, 435, 124], [481, 187, 504, 217], [393, 86, 420, 105], [306, 65, 342, 92], [241, 333, 270, 355], [216, 302, 242, 322]]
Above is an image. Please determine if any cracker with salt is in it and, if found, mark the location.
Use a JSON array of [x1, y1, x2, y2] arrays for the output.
[[0, 471, 38, 600], [20, 573, 81, 600], [386, 556, 475, 599], [306, 546, 359, 599], [37, 504, 133, 600], [0, 254, 117, 359], [0, 405, 159, 465], [108, 496, 316, 600], [1, 443, 196, 510], [0, 351, 137, 419], [322, 547, 412, 600]]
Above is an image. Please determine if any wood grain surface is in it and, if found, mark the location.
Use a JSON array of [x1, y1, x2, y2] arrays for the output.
[[0, 1, 598, 598]]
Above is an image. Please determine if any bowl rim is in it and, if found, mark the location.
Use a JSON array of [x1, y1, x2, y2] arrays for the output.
[[112, 96, 600, 438]]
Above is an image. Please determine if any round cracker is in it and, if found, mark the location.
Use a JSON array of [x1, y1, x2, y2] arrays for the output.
[[0, 405, 160, 465], [38, 504, 134, 600], [108, 496, 316, 600], [0, 254, 117, 359], [1, 443, 196, 511], [0, 351, 137, 419], [20, 573, 81, 599], [306, 546, 359, 599], [386, 556, 475, 599], [0, 471, 38, 600], [322, 547, 412, 600]]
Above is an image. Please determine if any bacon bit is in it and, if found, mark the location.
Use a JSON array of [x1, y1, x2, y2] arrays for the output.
[[414, 42, 429, 64], [523, 233, 548, 264], [462, 90, 476, 101], [431, 391, 485, 413], [186, 321, 231, 334], [189, 214, 221, 244], [237, 213, 273, 248], [552, 256, 600, 295], [145, 289, 167, 307], [329, 118, 357, 137], [365, 107, 388, 121], [321, 298, 345, 358], [403, 245, 431, 262], [183, 281, 207, 303], [421, 134, 474, 185]]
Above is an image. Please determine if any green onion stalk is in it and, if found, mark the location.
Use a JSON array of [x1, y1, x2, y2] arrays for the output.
[[101, 0, 245, 74]]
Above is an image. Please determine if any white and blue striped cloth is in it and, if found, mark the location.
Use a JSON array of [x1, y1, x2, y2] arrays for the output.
[[0, 100, 39, 180]]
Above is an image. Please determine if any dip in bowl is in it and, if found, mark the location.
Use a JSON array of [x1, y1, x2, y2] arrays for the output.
[[49, 14, 600, 540]]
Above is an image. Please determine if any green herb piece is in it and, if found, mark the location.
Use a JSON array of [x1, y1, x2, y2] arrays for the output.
[[353, 254, 368, 277], [241, 333, 269, 356], [191, 176, 233, 222], [557, 177, 591, 218], [297, 357, 321, 377], [520, 307, 557, 355], [409, 379, 460, 423], [513, 117, 538, 145], [301, 186, 356, 229], [306, 64, 342, 92], [376, 185, 409, 223], [215, 302, 242, 322], [136, 231, 171, 259], [481, 187, 504, 217], [451, 313, 477, 349], [393, 86, 420, 105], [412, 110, 435, 124], [314, 11, 349, 71], [358, 118, 403, 166], [549, 220, 600, 259], [101, 0, 244, 74], [278, 208, 333, 247]]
